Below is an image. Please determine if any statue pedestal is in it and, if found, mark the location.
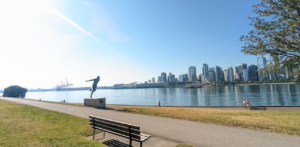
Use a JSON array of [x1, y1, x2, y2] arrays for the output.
[[84, 98, 106, 108]]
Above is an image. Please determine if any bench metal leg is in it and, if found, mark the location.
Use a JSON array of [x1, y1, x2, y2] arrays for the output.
[[130, 139, 132, 147], [100, 132, 105, 140], [93, 127, 95, 140], [140, 142, 142, 147]]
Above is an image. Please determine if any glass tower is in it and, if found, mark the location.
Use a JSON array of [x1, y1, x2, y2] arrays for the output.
[[202, 63, 209, 82], [188, 66, 197, 81], [215, 66, 221, 82]]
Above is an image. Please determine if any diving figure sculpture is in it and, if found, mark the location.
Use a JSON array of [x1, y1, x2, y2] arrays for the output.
[[86, 76, 100, 98]]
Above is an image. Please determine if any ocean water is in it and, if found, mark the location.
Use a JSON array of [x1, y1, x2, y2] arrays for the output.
[[24, 84, 300, 106]]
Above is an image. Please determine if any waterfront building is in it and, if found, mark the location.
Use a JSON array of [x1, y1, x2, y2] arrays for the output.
[[269, 73, 277, 80], [276, 67, 286, 79], [148, 80, 151, 83], [179, 74, 188, 82], [188, 66, 197, 81], [158, 76, 162, 82], [198, 74, 202, 81], [168, 73, 176, 82], [234, 73, 240, 81], [294, 66, 300, 79], [257, 56, 267, 69], [258, 69, 268, 80], [224, 68, 229, 81], [238, 63, 247, 81], [248, 65, 258, 81], [209, 67, 215, 71], [233, 66, 239, 81], [202, 63, 209, 83], [233, 66, 239, 75], [220, 68, 224, 81], [207, 70, 215, 82], [243, 69, 249, 81], [161, 72, 167, 82], [228, 67, 234, 82], [215, 66, 221, 82], [284, 67, 295, 79], [152, 77, 155, 83]]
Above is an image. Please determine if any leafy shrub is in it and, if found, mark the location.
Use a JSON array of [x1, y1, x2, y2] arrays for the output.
[[293, 79, 300, 82], [3, 85, 27, 98]]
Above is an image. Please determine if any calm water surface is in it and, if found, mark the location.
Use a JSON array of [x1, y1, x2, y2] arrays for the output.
[[25, 84, 300, 106]]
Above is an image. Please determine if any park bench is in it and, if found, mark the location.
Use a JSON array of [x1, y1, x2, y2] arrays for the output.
[[89, 115, 151, 147], [250, 106, 267, 111]]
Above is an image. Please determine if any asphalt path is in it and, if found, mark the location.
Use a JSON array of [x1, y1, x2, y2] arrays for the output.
[[2, 98, 300, 147]]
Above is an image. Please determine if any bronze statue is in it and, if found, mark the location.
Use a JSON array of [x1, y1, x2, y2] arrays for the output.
[[86, 76, 100, 98]]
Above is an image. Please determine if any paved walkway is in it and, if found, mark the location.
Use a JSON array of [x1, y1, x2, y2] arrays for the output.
[[2, 98, 300, 147]]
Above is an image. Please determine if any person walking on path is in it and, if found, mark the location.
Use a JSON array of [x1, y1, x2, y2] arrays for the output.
[[243, 99, 246, 109], [86, 76, 100, 98], [246, 99, 250, 109]]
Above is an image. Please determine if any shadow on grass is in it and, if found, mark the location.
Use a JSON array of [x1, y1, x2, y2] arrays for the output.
[[97, 107, 137, 113], [102, 139, 130, 147]]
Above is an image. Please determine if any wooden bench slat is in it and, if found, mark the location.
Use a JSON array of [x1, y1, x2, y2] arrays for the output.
[[90, 119, 140, 132], [90, 122, 141, 136], [92, 126, 142, 141], [90, 121, 141, 134], [89, 116, 140, 130], [140, 133, 151, 137]]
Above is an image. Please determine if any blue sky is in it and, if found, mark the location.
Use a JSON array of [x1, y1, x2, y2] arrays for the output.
[[0, 0, 262, 88]]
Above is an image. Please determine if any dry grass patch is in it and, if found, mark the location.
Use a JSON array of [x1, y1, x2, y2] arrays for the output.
[[176, 143, 194, 147], [108, 105, 300, 136]]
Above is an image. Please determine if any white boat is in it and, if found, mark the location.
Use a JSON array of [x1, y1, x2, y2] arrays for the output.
[[186, 82, 202, 88]]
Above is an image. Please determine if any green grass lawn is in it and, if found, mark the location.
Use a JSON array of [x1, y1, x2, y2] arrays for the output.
[[0, 99, 105, 147], [108, 105, 300, 136]]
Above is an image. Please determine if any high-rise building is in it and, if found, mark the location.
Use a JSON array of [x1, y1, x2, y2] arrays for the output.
[[238, 63, 247, 81], [157, 76, 162, 82], [152, 77, 155, 83], [228, 67, 234, 82], [238, 63, 247, 73], [224, 68, 229, 81], [248, 65, 258, 81], [207, 70, 215, 82], [258, 69, 267, 80], [235, 74, 240, 81], [233, 66, 239, 81], [215, 66, 221, 82], [202, 63, 209, 82], [220, 68, 224, 81], [188, 66, 197, 81], [293, 66, 300, 79], [198, 74, 202, 82], [269, 73, 277, 80], [257, 56, 267, 69], [243, 69, 249, 81], [179, 74, 188, 82], [161, 72, 167, 82], [168, 73, 176, 82]]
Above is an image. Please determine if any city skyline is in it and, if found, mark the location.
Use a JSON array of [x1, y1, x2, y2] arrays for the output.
[[1, 0, 263, 89]]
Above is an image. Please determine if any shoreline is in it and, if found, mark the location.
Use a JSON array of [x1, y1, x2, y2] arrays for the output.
[[235, 82, 300, 86]]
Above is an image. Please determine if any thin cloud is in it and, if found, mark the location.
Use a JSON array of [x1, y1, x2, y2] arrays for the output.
[[42, 2, 116, 52]]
